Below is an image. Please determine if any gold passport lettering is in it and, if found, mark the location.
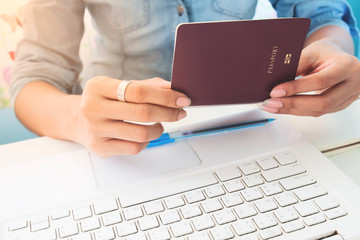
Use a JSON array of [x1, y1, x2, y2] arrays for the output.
[[267, 46, 278, 74], [284, 54, 292, 64]]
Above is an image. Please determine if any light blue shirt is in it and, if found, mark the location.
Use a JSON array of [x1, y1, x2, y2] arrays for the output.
[[11, 0, 359, 102]]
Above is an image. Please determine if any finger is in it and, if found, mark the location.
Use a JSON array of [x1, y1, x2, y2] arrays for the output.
[[270, 107, 324, 117], [92, 139, 149, 158], [259, 96, 322, 116], [99, 100, 187, 122], [279, 78, 358, 112], [270, 58, 354, 97], [327, 94, 360, 113], [98, 121, 164, 142], [125, 81, 191, 107], [92, 77, 190, 108], [261, 89, 359, 117], [139, 77, 171, 89], [274, 94, 359, 117]]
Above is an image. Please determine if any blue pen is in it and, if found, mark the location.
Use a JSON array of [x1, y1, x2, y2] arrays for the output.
[[147, 118, 275, 148]]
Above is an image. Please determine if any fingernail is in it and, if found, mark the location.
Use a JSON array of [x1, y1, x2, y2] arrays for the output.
[[177, 110, 187, 120], [270, 89, 286, 97], [176, 97, 191, 107], [259, 105, 279, 113], [263, 99, 283, 108]]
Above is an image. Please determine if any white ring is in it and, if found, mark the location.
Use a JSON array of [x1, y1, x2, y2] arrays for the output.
[[117, 80, 132, 102]]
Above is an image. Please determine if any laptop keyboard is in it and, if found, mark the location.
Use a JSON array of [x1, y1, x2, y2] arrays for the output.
[[5, 151, 347, 240]]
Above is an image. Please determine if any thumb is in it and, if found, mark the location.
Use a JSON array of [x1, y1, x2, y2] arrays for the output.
[[296, 47, 318, 77]]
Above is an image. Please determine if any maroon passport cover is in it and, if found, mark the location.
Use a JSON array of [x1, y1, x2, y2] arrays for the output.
[[171, 18, 310, 106]]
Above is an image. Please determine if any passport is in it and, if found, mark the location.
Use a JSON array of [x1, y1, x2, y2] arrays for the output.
[[171, 18, 310, 106]]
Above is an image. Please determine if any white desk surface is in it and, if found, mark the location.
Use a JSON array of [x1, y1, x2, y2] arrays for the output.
[[0, 102, 359, 222]]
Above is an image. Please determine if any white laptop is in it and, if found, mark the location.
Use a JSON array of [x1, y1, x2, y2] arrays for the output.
[[1, 107, 360, 240]]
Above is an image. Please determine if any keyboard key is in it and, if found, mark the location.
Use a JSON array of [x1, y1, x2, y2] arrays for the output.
[[273, 152, 296, 165], [281, 220, 304, 233], [31, 221, 50, 232], [80, 217, 100, 232], [180, 204, 202, 219], [213, 209, 237, 225], [238, 233, 259, 240], [243, 174, 264, 187], [160, 209, 181, 225], [30, 215, 48, 225], [279, 173, 316, 190], [223, 179, 245, 193], [8, 219, 28, 232], [116, 221, 138, 237], [101, 211, 122, 226], [94, 227, 115, 240], [30, 216, 50, 232], [184, 190, 205, 203], [170, 221, 193, 237], [257, 157, 279, 170], [238, 162, 260, 175], [73, 233, 92, 240], [148, 227, 171, 240], [127, 233, 147, 240], [210, 225, 234, 240], [232, 219, 256, 235], [58, 222, 79, 238], [260, 183, 283, 196], [51, 209, 70, 220], [93, 198, 118, 215], [314, 195, 339, 211], [188, 232, 211, 240], [201, 199, 223, 213], [215, 166, 242, 181], [322, 236, 345, 240], [259, 226, 282, 239], [274, 192, 298, 207], [324, 208, 347, 220], [261, 163, 305, 182], [254, 198, 278, 213], [24, 228, 57, 240], [303, 213, 326, 226], [241, 188, 263, 202], [204, 185, 226, 198], [138, 215, 159, 231], [73, 206, 92, 221], [192, 215, 215, 231], [293, 184, 327, 201], [164, 195, 185, 209], [144, 200, 165, 214], [274, 207, 298, 223], [294, 202, 319, 217], [221, 193, 244, 207], [123, 205, 143, 220], [234, 204, 257, 219], [253, 213, 277, 229]]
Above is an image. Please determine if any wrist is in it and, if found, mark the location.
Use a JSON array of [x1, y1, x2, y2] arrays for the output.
[[305, 25, 354, 54], [63, 94, 82, 143]]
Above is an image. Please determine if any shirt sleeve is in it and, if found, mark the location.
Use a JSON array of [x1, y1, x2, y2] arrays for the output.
[[269, 0, 359, 39], [10, 0, 86, 106]]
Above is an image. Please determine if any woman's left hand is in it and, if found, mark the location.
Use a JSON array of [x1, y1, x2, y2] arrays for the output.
[[260, 38, 360, 117]]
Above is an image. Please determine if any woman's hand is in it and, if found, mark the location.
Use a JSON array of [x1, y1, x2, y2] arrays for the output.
[[260, 38, 360, 117], [72, 77, 191, 157]]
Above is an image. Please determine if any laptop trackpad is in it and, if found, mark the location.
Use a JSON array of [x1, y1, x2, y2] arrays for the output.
[[90, 140, 202, 189]]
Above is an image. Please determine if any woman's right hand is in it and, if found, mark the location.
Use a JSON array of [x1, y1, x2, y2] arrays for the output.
[[72, 76, 191, 158]]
